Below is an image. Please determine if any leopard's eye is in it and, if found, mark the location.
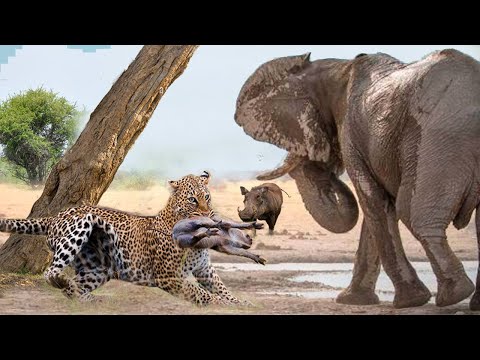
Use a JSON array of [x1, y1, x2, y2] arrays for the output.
[[188, 197, 197, 204], [205, 194, 210, 201]]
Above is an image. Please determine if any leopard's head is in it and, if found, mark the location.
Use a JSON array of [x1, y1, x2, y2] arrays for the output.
[[168, 171, 213, 219]]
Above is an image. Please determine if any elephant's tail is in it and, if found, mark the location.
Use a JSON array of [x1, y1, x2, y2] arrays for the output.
[[474, 206, 480, 290], [470, 205, 480, 310], [279, 187, 291, 198]]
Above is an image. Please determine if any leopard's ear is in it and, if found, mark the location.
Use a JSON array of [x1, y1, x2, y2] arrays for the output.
[[199, 170, 210, 184], [168, 180, 180, 189]]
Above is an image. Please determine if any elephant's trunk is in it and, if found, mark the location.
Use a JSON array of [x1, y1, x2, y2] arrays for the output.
[[291, 161, 358, 233], [258, 154, 358, 233]]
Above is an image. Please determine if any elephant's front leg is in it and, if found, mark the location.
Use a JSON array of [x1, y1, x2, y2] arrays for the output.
[[377, 201, 432, 308], [350, 164, 431, 308], [336, 219, 381, 305]]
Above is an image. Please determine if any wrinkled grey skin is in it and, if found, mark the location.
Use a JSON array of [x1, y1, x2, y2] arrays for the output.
[[235, 49, 480, 310], [172, 216, 266, 264], [238, 183, 285, 235]]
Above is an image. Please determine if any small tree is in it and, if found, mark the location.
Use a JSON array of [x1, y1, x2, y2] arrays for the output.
[[0, 88, 80, 187]]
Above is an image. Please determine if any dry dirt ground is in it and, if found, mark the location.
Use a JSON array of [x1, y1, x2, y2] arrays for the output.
[[0, 180, 478, 315]]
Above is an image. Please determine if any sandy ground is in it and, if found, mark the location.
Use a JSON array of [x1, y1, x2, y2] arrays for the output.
[[0, 180, 478, 315]]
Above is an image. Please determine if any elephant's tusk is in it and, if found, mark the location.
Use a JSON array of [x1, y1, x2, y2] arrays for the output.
[[256, 152, 306, 180]]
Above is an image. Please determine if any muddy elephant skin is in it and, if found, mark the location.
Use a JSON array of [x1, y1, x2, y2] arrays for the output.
[[235, 49, 480, 310]]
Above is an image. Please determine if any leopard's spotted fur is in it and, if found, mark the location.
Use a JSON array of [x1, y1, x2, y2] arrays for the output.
[[0, 171, 246, 306]]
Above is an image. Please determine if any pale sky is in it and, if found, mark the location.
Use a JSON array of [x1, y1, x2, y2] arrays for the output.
[[1, 45, 479, 179]]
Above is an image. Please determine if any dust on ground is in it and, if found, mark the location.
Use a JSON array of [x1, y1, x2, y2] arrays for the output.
[[0, 180, 478, 315]]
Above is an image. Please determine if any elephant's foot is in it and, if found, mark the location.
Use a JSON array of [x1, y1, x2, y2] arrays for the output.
[[335, 287, 379, 305], [436, 275, 474, 307], [469, 291, 480, 311], [393, 281, 431, 308]]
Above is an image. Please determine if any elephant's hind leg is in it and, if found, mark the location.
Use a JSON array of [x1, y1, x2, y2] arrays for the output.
[[414, 231, 474, 307], [402, 174, 474, 307]]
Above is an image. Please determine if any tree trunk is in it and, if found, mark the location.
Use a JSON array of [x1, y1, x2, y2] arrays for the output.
[[0, 45, 198, 273]]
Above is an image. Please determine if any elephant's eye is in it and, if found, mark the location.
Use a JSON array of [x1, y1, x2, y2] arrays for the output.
[[188, 197, 197, 204]]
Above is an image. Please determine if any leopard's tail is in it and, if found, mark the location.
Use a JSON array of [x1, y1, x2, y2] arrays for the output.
[[0, 218, 50, 235]]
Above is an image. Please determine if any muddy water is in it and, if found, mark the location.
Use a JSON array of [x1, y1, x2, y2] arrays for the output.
[[215, 261, 478, 303]]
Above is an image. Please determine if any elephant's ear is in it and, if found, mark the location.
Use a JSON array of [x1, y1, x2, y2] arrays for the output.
[[235, 54, 333, 163], [235, 75, 332, 163], [236, 53, 311, 107]]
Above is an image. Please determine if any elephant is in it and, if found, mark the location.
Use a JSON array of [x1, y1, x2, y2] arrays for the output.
[[234, 49, 480, 310]]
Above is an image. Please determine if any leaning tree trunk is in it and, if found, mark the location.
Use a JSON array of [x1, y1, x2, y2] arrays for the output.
[[0, 45, 198, 273]]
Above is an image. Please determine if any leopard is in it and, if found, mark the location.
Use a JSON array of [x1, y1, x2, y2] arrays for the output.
[[0, 171, 248, 306]]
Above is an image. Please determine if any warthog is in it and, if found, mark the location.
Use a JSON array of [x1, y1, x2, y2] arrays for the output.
[[238, 183, 289, 235]]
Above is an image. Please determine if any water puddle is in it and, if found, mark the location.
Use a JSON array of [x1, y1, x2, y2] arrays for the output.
[[215, 261, 478, 303], [214, 262, 355, 272], [258, 290, 396, 302], [258, 290, 342, 300]]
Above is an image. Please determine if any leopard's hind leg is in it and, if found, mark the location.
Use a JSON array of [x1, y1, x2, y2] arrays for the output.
[[43, 214, 101, 290], [65, 224, 116, 302], [65, 267, 111, 302], [44, 235, 88, 290]]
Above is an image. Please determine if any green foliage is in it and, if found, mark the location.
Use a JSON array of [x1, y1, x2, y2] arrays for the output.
[[110, 170, 160, 190], [0, 88, 81, 187], [0, 157, 25, 185]]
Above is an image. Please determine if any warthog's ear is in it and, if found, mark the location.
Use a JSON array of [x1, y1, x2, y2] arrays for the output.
[[168, 180, 179, 189], [199, 170, 210, 184], [240, 186, 249, 195]]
